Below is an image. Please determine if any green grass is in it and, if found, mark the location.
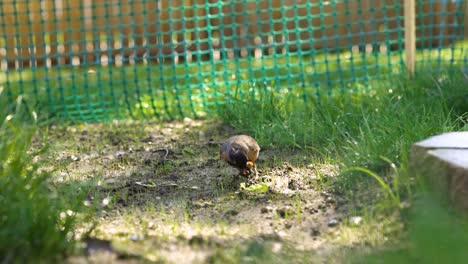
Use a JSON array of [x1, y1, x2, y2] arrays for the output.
[[0, 96, 85, 262], [220, 67, 467, 173], [219, 68, 468, 262], [350, 192, 468, 264]]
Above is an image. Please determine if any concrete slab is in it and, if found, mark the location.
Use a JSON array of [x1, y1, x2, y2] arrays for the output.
[[410, 132, 468, 212], [414, 132, 468, 149], [428, 149, 468, 170]]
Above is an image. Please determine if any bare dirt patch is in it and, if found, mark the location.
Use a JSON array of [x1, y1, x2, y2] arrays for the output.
[[38, 119, 392, 263]]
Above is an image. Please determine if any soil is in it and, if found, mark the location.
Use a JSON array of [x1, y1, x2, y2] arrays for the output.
[[37, 118, 391, 263]]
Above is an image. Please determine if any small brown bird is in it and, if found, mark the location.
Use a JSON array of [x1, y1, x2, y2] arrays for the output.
[[220, 135, 260, 176]]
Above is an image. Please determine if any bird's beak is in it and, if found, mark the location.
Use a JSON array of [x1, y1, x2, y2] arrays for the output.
[[246, 161, 254, 169]]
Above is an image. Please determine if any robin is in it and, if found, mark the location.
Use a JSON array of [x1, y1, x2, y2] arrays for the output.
[[220, 135, 260, 176]]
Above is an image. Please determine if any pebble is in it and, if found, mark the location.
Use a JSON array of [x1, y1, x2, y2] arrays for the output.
[[115, 150, 126, 157], [277, 231, 287, 239], [130, 234, 142, 241], [350, 216, 363, 226], [271, 242, 282, 253], [326, 196, 336, 204], [328, 218, 339, 227]]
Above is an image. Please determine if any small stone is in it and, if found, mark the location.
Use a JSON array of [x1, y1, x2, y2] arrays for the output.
[[350, 216, 363, 226], [102, 197, 111, 206], [326, 197, 336, 204], [115, 150, 126, 157], [277, 231, 287, 238], [271, 242, 282, 253], [70, 155, 80, 161], [284, 222, 292, 229], [328, 218, 339, 227], [130, 234, 142, 241]]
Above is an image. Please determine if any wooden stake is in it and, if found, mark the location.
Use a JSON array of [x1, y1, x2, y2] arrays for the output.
[[404, 0, 416, 74], [465, 0, 468, 39]]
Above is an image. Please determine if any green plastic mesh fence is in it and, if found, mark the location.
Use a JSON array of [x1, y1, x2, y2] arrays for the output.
[[0, 0, 466, 122], [416, 0, 466, 67]]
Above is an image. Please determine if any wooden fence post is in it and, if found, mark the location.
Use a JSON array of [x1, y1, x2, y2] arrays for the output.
[[404, 0, 416, 74], [465, 0, 468, 39]]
